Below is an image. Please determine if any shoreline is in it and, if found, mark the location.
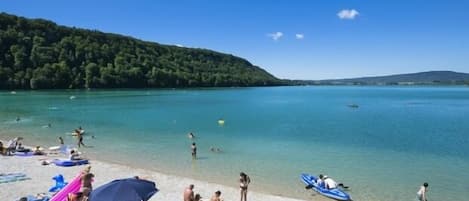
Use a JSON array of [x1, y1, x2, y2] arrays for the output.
[[0, 138, 317, 201]]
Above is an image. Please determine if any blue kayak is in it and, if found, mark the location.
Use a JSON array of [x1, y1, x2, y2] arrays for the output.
[[53, 159, 89, 167], [301, 173, 351, 201]]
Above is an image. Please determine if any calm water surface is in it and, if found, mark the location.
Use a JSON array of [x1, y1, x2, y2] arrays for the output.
[[1, 86, 468, 201]]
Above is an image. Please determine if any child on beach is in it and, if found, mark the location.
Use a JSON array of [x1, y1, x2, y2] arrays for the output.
[[191, 143, 197, 160], [194, 194, 202, 201], [417, 182, 429, 201], [32, 146, 45, 155], [210, 190, 223, 201]]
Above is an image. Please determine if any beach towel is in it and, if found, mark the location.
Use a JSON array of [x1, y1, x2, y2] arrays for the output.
[[20, 194, 50, 201], [0, 172, 30, 184]]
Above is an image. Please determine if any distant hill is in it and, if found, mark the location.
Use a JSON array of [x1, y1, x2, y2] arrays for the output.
[[309, 71, 469, 85], [0, 12, 281, 89]]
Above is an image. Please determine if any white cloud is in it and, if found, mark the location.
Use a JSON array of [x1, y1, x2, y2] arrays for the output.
[[295, 33, 304, 39], [267, 32, 283, 41], [337, 9, 359, 20], [175, 44, 184, 47]]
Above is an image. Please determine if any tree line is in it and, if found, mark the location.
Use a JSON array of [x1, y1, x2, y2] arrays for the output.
[[0, 13, 282, 89]]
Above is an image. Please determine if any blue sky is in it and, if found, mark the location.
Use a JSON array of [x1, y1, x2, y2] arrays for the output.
[[2, 0, 468, 79]]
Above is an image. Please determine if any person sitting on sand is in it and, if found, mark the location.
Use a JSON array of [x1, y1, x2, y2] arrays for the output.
[[194, 194, 202, 201], [69, 150, 81, 160], [67, 192, 85, 201], [33, 146, 45, 155], [6, 137, 23, 155], [15, 142, 31, 153], [210, 190, 223, 201], [183, 184, 195, 201]]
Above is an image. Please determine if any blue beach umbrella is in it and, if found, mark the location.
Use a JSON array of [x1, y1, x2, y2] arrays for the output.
[[89, 178, 158, 201]]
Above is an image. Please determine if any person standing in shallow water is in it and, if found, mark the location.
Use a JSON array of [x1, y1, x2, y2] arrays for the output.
[[417, 182, 429, 201], [76, 130, 85, 148], [239, 172, 251, 201], [191, 142, 197, 160], [58, 137, 64, 145]]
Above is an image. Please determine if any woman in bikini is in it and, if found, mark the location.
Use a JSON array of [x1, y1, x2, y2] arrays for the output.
[[239, 172, 251, 201]]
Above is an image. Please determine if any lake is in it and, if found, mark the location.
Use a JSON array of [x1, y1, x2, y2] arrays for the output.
[[1, 86, 468, 201]]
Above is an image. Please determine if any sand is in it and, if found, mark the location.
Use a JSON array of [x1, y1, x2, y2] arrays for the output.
[[0, 153, 314, 201]]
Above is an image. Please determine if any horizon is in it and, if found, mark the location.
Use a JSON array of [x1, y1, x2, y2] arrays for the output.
[[2, 0, 468, 80]]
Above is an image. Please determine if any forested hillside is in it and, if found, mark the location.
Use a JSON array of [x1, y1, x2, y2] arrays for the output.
[[0, 13, 281, 89]]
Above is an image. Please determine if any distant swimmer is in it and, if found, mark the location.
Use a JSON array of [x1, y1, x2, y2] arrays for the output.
[[347, 104, 359, 108], [16, 116, 21, 122], [210, 146, 222, 153], [188, 132, 195, 139], [43, 123, 52, 128]]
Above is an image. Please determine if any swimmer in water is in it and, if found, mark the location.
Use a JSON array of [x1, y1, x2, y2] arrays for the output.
[[188, 132, 195, 139]]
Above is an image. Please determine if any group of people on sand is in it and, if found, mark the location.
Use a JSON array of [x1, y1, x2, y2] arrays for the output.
[[184, 184, 222, 201], [0, 135, 86, 163], [183, 172, 251, 201]]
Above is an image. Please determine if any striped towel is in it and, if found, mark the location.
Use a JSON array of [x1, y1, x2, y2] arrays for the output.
[[0, 173, 30, 184]]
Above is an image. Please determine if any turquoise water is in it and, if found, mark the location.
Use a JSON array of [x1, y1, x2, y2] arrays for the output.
[[1, 86, 469, 201]]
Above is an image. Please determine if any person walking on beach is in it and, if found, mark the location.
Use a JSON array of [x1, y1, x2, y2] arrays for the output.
[[417, 182, 429, 201], [191, 142, 197, 160], [239, 172, 251, 201], [210, 190, 223, 201], [183, 184, 194, 201]]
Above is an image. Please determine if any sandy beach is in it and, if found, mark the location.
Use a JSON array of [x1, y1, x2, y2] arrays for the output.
[[0, 150, 315, 201]]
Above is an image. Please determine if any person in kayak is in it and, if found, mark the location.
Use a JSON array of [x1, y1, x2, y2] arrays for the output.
[[323, 175, 338, 189], [416, 182, 429, 201], [316, 174, 325, 188]]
